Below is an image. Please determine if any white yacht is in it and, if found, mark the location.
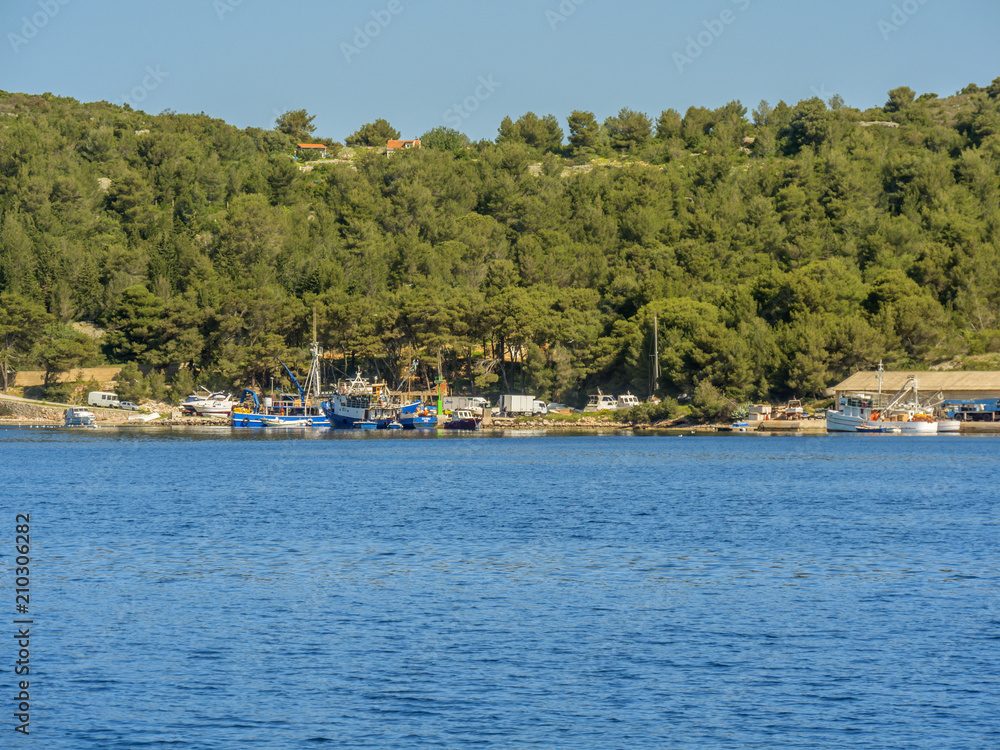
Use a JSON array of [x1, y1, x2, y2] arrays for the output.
[[180, 387, 235, 417], [583, 391, 618, 412], [616, 392, 641, 410], [64, 407, 96, 427]]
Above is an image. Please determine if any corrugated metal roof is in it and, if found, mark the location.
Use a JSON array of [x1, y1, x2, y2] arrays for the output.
[[833, 371, 1000, 392]]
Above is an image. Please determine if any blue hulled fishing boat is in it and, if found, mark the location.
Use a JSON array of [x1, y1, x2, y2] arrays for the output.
[[231, 343, 330, 427], [398, 400, 437, 429]]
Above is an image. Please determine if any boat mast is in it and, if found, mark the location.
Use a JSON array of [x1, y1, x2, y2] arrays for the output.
[[650, 313, 660, 399], [309, 308, 322, 400]]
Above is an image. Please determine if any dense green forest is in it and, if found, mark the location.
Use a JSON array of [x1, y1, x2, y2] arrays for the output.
[[2, 80, 1000, 410]]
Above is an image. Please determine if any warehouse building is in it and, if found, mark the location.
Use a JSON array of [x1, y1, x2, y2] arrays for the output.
[[829, 371, 1000, 403]]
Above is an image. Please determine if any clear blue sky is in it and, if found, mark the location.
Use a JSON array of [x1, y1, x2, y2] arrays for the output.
[[3, 0, 998, 142]]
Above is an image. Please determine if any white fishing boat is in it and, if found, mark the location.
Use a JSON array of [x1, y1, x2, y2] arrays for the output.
[[827, 365, 937, 433]]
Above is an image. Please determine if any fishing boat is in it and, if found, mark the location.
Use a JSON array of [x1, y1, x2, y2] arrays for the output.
[[826, 365, 937, 433], [64, 407, 96, 427], [232, 343, 329, 427], [321, 370, 403, 429], [443, 409, 481, 430], [398, 400, 436, 429]]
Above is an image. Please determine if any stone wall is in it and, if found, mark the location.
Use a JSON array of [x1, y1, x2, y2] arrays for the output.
[[0, 397, 133, 423], [0, 399, 65, 422]]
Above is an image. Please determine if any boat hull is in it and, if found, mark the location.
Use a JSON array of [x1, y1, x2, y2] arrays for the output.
[[827, 410, 937, 433], [400, 415, 437, 429], [443, 419, 481, 430], [232, 412, 328, 428], [322, 396, 399, 429]]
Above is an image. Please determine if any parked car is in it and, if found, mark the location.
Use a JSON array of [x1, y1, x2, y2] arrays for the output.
[[119, 401, 141, 411]]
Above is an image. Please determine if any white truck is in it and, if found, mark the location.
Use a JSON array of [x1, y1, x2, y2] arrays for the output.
[[443, 396, 490, 413], [498, 395, 546, 416]]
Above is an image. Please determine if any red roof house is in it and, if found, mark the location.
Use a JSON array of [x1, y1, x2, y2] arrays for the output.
[[387, 139, 421, 153]]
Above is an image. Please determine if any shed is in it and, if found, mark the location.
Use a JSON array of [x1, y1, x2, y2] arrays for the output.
[[829, 371, 1000, 402]]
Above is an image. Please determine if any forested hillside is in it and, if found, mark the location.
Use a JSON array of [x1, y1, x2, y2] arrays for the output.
[[2, 80, 1000, 408]]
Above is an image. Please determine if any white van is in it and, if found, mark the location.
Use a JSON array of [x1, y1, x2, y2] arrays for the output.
[[87, 391, 120, 409]]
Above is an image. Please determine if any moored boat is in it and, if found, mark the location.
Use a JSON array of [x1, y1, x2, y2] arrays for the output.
[[232, 392, 327, 427], [827, 369, 937, 433], [398, 400, 437, 429], [827, 396, 937, 433], [443, 409, 481, 430], [181, 388, 234, 417], [231, 343, 329, 427], [583, 390, 617, 412], [616, 392, 641, 410], [64, 407, 96, 427], [321, 370, 403, 429]]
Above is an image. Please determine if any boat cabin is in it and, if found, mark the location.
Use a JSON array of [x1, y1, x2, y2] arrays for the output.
[[616, 393, 640, 410], [584, 393, 618, 411], [838, 394, 877, 418]]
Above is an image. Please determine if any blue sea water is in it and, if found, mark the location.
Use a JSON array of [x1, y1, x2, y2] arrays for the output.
[[2, 427, 999, 749]]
